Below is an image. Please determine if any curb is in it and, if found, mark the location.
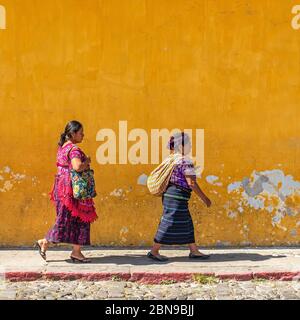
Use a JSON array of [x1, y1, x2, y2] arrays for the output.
[[5, 271, 300, 283]]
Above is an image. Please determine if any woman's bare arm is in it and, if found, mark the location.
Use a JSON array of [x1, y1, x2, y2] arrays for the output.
[[185, 175, 211, 207], [71, 156, 91, 172]]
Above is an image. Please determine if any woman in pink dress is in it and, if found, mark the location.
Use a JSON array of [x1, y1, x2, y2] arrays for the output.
[[36, 121, 98, 263]]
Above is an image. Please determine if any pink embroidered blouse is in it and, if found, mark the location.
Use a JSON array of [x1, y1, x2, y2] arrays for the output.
[[50, 142, 98, 223]]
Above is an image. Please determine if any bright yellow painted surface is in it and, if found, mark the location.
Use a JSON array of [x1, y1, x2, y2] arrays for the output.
[[0, 0, 299, 246]]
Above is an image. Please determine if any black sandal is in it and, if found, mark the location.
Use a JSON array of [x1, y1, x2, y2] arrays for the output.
[[70, 256, 92, 263], [147, 251, 168, 262], [35, 241, 47, 261], [189, 253, 210, 259]]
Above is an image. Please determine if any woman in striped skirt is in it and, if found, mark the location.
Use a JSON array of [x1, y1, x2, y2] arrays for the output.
[[147, 132, 212, 261]]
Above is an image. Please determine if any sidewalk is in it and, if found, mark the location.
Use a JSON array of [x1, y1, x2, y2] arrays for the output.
[[1, 247, 300, 283]]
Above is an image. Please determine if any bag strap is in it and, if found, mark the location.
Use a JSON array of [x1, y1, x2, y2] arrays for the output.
[[168, 152, 184, 165], [67, 145, 75, 161]]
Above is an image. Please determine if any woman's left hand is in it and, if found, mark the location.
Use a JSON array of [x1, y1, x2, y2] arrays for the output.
[[205, 198, 212, 208]]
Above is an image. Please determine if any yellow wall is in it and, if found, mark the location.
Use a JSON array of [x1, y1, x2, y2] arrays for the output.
[[0, 0, 299, 246]]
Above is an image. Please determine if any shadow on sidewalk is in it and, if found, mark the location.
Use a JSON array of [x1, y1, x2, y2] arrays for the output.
[[45, 253, 287, 265]]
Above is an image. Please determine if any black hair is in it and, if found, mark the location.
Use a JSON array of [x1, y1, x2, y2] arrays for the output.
[[168, 136, 175, 150], [167, 132, 190, 153], [58, 120, 83, 146]]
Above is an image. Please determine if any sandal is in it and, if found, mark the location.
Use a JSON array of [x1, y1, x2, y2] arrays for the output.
[[147, 251, 168, 262], [70, 256, 92, 263], [35, 241, 47, 261], [189, 253, 210, 259]]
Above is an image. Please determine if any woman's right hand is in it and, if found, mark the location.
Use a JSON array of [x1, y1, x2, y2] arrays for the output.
[[85, 156, 91, 165], [84, 157, 91, 171]]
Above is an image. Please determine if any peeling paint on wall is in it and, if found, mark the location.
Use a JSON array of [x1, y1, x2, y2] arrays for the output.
[[2, 181, 13, 192], [31, 176, 41, 186], [227, 169, 300, 227], [120, 226, 129, 234], [228, 211, 237, 219], [13, 174, 26, 180], [290, 229, 297, 237], [0, 166, 27, 192], [3, 166, 11, 173], [206, 175, 222, 186], [137, 174, 148, 185], [110, 188, 125, 197], [227, 181, 242, 193], [120, 226, 129, 244]]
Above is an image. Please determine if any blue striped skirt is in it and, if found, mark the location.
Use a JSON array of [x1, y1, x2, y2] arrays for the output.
[[154, 183, 195, 245]]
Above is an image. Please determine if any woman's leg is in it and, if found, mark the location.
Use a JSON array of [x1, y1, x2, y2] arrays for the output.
[[147, 242, 168, 261], [188, 243, 207, 256], [37, 238, 49, 253], [71, 245, 92, 262], [151, 243, 162, 255], [71, 244, 84, 258]]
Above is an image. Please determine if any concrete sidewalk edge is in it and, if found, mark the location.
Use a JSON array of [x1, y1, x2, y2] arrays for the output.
[[4, 271, 300, 283]]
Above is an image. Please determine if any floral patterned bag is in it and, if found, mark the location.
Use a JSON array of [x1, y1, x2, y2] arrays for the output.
[[70, 169, 97, 200]]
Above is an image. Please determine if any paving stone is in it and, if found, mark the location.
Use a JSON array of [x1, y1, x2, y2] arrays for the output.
[[95, 291, 108, 299], [107, 289, 124, 298], [2, 279, 300, 300]]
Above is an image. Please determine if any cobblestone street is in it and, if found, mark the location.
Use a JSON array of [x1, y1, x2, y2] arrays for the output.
[[1, 279, 300, 300], [2, 248, 300, 300]]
